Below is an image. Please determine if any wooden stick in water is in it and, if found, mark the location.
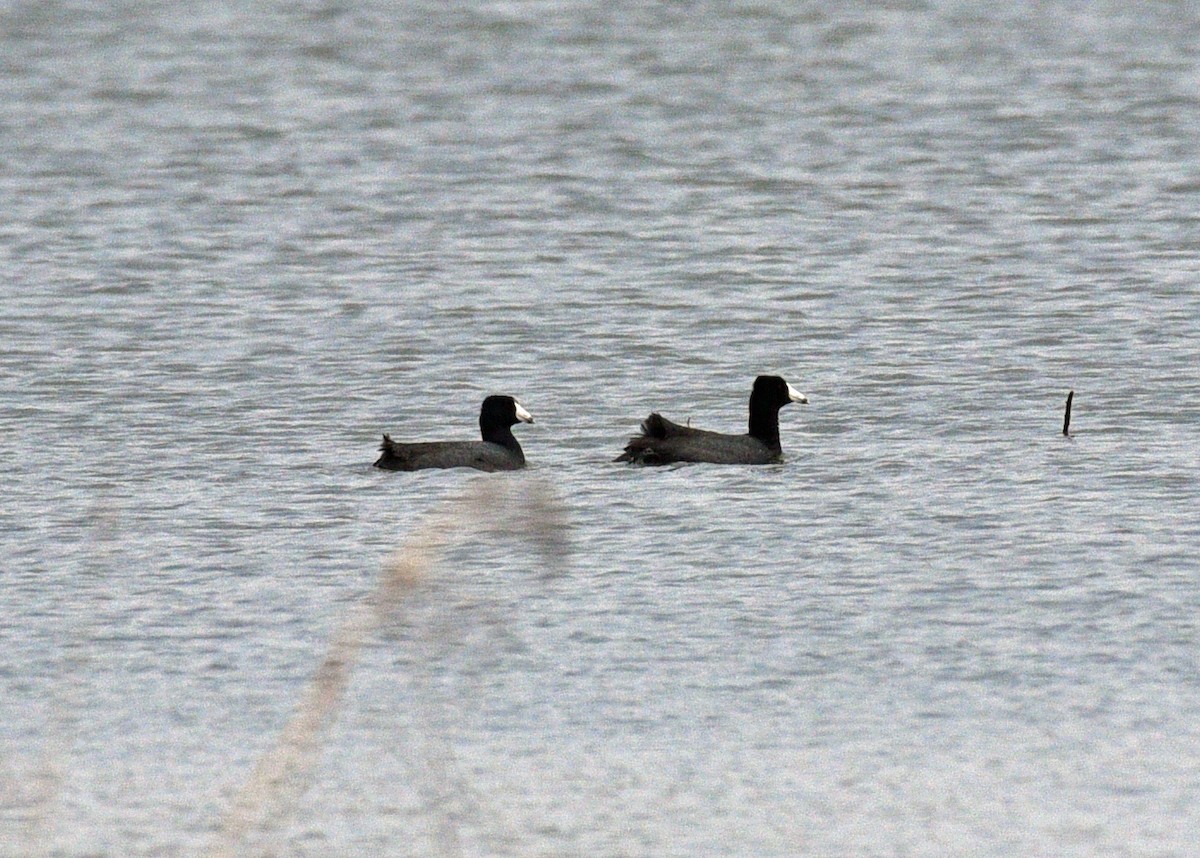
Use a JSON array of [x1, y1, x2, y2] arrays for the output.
[[1063, 390, 1073, 437]]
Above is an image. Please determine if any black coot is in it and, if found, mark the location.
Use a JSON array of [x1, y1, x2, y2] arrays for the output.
[[375, 395, 534, 472], [616, 375, 807, 466]]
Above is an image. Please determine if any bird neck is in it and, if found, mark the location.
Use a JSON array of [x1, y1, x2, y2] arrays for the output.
[[748, 405, 782, 450], [481, 423, 523, 457]]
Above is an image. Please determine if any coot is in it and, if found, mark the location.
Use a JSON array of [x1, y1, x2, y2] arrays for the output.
[[375, 395, 534, 471], [616, 375, 806, 466]]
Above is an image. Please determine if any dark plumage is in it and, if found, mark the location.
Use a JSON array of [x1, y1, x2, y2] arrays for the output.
[[374, 395, 534, 472], [616, 375, 807, 466]]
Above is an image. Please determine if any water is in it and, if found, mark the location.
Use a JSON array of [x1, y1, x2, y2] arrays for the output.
[[3, 0, 1200, 854]]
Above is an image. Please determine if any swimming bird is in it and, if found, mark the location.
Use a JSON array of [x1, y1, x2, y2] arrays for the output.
[[616, 375, 807, 466], [374, 395, 534, 471], [1063, 390, 1074, 437]]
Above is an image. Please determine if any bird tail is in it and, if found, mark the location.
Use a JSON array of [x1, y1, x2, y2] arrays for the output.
[[614, 413, 668, 463], [374, 434, 401, 469]]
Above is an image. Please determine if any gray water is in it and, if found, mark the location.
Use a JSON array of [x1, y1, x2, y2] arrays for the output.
[[3, 1, 1200, 855]]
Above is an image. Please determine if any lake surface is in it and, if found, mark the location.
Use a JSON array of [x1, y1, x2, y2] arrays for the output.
[[3, 1, 1199, 855]]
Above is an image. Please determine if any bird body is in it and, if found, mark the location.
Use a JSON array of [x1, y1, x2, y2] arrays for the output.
[[616, 376, 806, 466], [375, 395, 533, 472], [375, 438, 525, 472]]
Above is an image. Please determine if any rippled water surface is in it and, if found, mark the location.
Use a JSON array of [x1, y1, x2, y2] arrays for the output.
[[3, 1, 1200, 855]]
